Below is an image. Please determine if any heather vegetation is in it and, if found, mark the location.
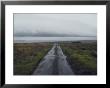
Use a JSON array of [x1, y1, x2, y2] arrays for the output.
[[14, 43, 52, 75], [61, 42, 97, 75], [14, 41, 97, 75]]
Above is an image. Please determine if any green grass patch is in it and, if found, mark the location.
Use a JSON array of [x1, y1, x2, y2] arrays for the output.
[[61, 42, 97, 75], [14, 43, 52, 75]]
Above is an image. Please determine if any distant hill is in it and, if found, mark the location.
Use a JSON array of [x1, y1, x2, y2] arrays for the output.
[[14, 32, 96, 37]]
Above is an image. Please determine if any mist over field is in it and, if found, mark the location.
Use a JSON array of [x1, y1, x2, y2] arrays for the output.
[[14, 14, 97, 38], [14, 13, 97, 75]]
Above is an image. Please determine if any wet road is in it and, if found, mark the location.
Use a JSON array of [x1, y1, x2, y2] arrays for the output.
[[33, 43, 74, 75]]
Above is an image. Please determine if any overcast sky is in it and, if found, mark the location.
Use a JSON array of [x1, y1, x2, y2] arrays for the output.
[[14, 13, 97, 37]]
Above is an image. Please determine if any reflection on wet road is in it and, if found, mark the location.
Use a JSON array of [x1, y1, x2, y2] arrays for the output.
[[33, 43, 74, 75]]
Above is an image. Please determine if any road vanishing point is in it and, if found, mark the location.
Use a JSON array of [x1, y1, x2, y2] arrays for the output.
[[33, 43, 74, 75]]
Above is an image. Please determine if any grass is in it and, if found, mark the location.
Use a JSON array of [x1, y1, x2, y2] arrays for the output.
[[14, 43, 52, 75], [61, 41, 97, 75]]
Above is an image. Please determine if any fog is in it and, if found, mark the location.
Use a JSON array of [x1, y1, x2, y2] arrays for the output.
[[14, 14, 97, 37]]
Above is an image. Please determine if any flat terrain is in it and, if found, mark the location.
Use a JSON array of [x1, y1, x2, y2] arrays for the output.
[[14, 41, 97, 75], [14, 43, 52, 75], [61, 41, 97, 75]]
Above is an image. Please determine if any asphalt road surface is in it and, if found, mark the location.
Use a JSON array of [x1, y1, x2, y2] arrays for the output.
[[33, 43, 74, 75]]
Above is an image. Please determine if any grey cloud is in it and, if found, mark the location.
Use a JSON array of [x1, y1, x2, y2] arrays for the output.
[[14, 13, 97, 37]]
